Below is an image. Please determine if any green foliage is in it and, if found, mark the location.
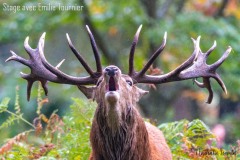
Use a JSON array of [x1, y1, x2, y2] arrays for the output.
[[49, 98, 95, 159], [0, 86, 95, 159], [186, 120, 215, 146], [0, 94, 33, 131], [0, 98, 10, 113], [14, 87, 21, 115], [0, 86, 239, 159], [159, 119, 240, 159], [0, 114, 19, 130]]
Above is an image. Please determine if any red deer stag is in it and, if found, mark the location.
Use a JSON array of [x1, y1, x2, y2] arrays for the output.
[[6, 25, 231, 160]]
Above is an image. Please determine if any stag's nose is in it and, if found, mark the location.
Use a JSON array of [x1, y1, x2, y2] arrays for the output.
[[105, 67, 118, 77]]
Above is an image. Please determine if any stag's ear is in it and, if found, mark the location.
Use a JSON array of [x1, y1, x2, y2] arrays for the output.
[[78, 85, 96, 99], [133, 87, 149, 102], [138, 88, 149, 98]]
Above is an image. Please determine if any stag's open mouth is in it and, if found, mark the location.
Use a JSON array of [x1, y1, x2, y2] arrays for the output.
[[106, 76, 119, 92], [105, 76, 120, 104]]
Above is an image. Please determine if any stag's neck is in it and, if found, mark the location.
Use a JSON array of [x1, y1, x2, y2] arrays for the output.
[[106, 103, 122, 133], [90, 102, 150, 160]]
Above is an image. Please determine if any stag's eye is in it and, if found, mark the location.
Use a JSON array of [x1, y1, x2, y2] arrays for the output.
[[126, 80, 133, 86]]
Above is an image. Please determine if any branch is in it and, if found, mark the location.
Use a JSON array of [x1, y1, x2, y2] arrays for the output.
[[176, 0, 187, 13], [140, 0, 157, 19], [214, 0, 229, 18], [157, 0, 174, 19]]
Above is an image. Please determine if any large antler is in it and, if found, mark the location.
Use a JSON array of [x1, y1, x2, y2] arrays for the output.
[[129, 25, 231, 103], [6, 25, 102, 101]]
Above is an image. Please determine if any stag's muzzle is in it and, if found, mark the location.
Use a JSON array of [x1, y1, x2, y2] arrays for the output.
[[104, 66, 120, 92]]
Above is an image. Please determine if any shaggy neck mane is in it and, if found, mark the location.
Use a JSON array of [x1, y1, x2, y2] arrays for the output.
[[91, 101, 150, 160]]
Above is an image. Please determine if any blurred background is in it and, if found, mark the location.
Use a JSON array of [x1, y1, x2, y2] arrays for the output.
[[0, 0, 240, 146]]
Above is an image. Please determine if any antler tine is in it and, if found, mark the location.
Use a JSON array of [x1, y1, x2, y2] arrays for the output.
[[205, 40, 217, 57], [26, 78, 34, 101], [55, 59, 65, 69], [66, 33, 96, 77], [213, 73, 227, 94], [24, 36, 35, 58], [168, 36, 200, 76], [6, 36, 35, 65], [129, 25, 142, 76], [203, 78, 213, 104], [86, 25, 102, 74], [210, 46, 232, 70], [21, 72, 48, 101], [36, 33, 66, 78], [5, 50, 30, 67], [194, 78, 213, 103], [138, 32, 167, 77], [38, 33, 96, 84]]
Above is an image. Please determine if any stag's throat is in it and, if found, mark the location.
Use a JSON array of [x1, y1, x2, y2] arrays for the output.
[[104, 89, 123, 132], [107, 104, 122, 132]]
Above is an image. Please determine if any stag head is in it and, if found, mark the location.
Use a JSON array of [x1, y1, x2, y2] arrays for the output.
[[6, 25, 231, 105], [82, 65, 148, 103]]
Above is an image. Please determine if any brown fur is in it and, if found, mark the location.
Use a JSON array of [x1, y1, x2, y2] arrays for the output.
[[85, 66, 172, 160]]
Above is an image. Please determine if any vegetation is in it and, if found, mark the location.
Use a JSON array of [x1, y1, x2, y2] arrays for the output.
[[0, 85, 94, 159], [159, 120, 240, 159], [0, 87, 239, 159]]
